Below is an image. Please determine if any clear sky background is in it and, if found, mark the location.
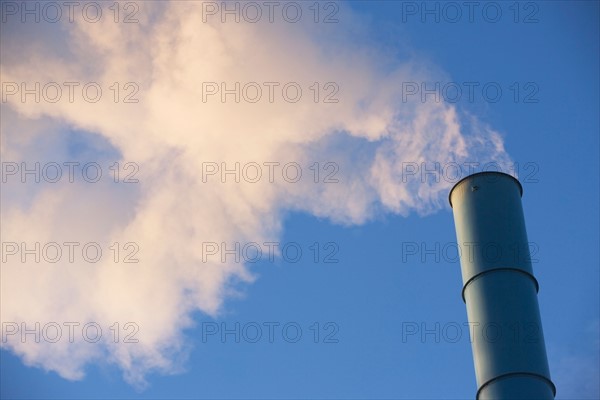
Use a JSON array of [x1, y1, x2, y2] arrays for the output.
[[1, 1, 599, 399]]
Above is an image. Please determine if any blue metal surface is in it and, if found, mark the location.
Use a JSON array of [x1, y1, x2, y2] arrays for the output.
[[450, 172, 555, 399]]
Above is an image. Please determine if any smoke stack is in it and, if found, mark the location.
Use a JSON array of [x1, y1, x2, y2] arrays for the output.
[[449, 172, 555, 399]]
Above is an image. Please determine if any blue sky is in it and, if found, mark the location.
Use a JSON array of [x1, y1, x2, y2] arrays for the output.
[[1, 1, 599, 399]]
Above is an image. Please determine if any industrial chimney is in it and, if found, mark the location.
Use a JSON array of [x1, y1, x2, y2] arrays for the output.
[[449, 172, 555, 399]]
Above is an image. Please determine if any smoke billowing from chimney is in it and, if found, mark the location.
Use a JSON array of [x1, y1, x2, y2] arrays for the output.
[[1, 2, 512, 386]]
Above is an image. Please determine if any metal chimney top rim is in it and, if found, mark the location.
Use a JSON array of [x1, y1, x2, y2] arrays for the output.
[[448, 171, 523, 208]]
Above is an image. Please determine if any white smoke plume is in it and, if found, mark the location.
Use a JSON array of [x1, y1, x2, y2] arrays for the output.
[[0, 1, 511, 387]]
